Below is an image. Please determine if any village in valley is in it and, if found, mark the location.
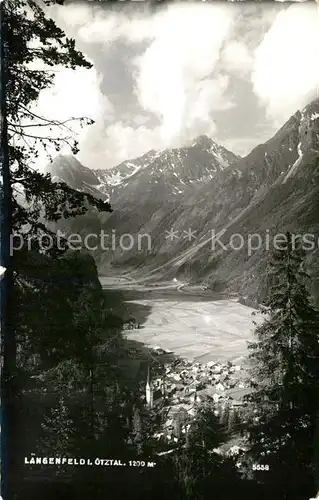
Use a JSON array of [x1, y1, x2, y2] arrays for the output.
[[141, 347, 249, 455]]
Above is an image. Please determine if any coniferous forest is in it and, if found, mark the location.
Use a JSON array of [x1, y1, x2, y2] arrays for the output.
[[1, 2, 319, 500]]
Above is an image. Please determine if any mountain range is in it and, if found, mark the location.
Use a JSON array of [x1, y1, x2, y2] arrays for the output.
[[44, 98, 319, 305]]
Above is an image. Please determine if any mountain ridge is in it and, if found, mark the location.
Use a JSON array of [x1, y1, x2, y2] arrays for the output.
[[93, 135, 239, 203], [43, 99, 319, 305]]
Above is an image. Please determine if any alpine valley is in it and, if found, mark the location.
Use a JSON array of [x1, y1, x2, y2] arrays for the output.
[[44, 98, 319, 307]]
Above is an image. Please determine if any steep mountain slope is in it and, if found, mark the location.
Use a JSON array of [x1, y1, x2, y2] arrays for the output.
[[44, 155, 109, 201], [97, 98, 319, 304], [94, 135, 238, 203], [92, 137, 239, 270], [94, 149, 163, 189], [44, 99, 319, 305], [46, 136, 239, 263]]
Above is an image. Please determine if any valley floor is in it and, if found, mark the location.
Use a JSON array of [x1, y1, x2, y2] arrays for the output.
[[100, 277, 257, 364], [124, 297, 255, 364]]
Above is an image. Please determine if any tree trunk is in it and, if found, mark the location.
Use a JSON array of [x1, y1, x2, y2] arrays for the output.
[[314, 411, 319, 494], [88, 365, 95, 440], [1, 8, 16, 497]]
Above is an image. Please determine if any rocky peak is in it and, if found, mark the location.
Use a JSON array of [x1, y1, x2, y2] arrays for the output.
[[191, 134, 216, 149], [299, 97, 319, 153], [44, 155, 109, 201]]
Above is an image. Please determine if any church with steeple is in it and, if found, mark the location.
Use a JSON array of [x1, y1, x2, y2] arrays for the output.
[[145, 364, 154, 409]]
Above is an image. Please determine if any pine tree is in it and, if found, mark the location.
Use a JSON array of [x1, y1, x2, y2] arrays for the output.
[[174, 403, 238, 499], [1, 2, 112, 496], [244, 232, 319, 490], [3, 0, 111, 242], [40, 396, 74, 456], [132, 406, 144, 454]]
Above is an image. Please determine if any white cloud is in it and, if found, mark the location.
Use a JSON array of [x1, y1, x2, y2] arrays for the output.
[[32, 66, 112, 123], [79, 121, 165, 169], [221, 41, 253, 77], [48, 2, 235, 165], [48, 3, 155, 45], [251, 3, 319, 123], [178, 76, 234, 144], [54, 3, 94, 29], [24, 61, 113, 170], [42, 2, 319, 169], [134, 3, 234, 146]]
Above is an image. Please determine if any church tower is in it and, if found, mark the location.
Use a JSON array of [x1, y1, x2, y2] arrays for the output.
[[145, 364, 153, 409]]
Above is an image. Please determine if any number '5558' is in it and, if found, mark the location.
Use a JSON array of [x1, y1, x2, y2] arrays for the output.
[[252, 464, 270, 471]]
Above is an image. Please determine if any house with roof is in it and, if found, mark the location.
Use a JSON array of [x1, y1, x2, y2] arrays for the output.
[[215, 382, 225, 392]]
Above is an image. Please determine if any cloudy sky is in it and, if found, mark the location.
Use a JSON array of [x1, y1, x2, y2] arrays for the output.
[[35, 1, 319, 170]]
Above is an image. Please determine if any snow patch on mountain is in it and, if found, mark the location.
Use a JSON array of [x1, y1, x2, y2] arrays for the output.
[[211, 150, 229, 169], [51, 175, 66, 183], [105, 172, 126, 186], [99, 166, 142, 187], [95, 150, 163, 188], [282, 141, 303, 183]]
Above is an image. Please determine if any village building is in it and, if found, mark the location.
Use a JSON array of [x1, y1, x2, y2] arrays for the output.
[[146, 365, 154, 409], [143, 349, 244, 444]]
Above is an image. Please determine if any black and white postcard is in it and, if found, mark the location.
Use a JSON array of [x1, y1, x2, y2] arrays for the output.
[[1, 1, 319, 499]]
